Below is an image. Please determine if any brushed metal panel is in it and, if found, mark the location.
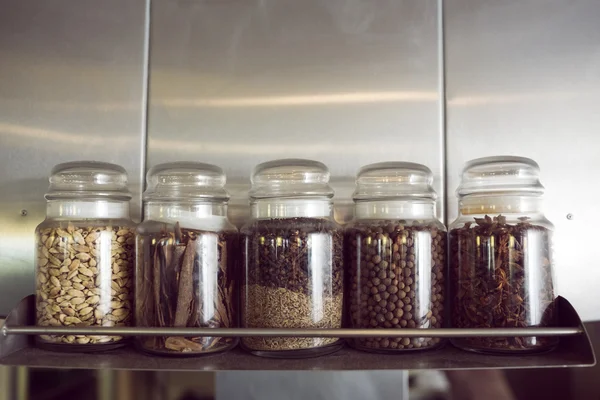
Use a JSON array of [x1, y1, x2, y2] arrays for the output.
[[147, 0, 444, 227], [445, 0, 600, 320], [0, 0, 149, 315], [216, 371, 408, 399]]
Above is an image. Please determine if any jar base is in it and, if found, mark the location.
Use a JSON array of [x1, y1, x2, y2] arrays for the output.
[[134, 339, 238, 358], [35, 337, 129, 353], [349, 339, 446, 354], [451, 338, 558, 355], [241, 341, 344, 359]]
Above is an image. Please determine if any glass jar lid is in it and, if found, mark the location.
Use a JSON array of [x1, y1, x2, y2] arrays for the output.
[[352, 162, 437, 201], [143, 162, 229, 202], [249, 159, 334, 200], [45, 161, 131, 201], [457, 156, 544, 197]]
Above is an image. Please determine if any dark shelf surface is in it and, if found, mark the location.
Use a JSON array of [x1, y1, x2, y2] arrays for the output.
[[0, 342, 594, 371]]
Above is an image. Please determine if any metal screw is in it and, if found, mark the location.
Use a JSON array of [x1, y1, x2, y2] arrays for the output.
[[20, 210, 27, 217], [566, 213, 573, 220]]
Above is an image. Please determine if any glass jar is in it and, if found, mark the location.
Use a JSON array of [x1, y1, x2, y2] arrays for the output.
[[35, 161, 136, 351], [135, 162, 238, 356], [449, 156, 557, 353], [241, 159, 344, 358], [345, 162, 446, 352]]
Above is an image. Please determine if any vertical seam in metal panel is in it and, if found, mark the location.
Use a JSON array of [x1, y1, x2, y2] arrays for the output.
[[438, 0, 448, 227], [139, 0, 152, 221]]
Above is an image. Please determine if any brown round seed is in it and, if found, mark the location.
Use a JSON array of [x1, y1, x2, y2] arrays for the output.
[[347, 221, 446, 352]]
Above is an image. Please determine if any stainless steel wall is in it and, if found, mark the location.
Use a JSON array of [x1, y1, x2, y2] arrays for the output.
[[0, 0, 149, 315], [146, 0, 445, 226], [0, 0, 598, 323], [445, 0, 600, 321], [1, 0, 599, 396]]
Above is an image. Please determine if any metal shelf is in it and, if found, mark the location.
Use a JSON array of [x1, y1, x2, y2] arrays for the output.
[[0, 295, 595, 371]]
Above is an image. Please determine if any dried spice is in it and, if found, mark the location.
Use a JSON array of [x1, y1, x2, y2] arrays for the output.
[[136, 223, 237, 355], [242, 217, 344, 352], [346, 221, 445, 351], [450, 215, 557, 352], [243, 285, 343, 350], [35, 224, 135, 347]]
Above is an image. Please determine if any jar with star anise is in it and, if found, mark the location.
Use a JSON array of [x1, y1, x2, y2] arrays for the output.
[[449, 156, 557, 354]]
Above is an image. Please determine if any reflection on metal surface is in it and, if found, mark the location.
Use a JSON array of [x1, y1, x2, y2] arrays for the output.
[[3, 326, 584, 337], [0, 367, 14, 400], [0, 366, 27, 400], [445, 0, 600, 320], [0, 123, 135, 146], [448, 91, 597, 106], [0, 0, 149, 315], [147, 0, 444, 226], [159, 91, 438, 108], [147, 139, 434, 156], [97, 370, 115, 400], [217, 371, 408, 400], [16, 367, 28, 400]]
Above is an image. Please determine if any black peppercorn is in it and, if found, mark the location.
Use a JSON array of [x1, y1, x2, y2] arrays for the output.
[[346, 221, 446, 352]]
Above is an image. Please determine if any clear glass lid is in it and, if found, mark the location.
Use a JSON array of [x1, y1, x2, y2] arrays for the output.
[[45, 161, 131, 201], [457, 156, 544, 197], [249, 159, 334, 200], [352, 162, 437, 201], [143, 162, 229, 202]]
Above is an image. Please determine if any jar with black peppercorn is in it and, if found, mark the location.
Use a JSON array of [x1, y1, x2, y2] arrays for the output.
[[241, 159, 344, 358], [449, 156, 557, 354], [345, 162, 446, 352]]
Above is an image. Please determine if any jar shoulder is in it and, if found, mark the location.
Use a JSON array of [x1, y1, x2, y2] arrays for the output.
[[449, 214, 554, 231], [241, 217, 342, 235], [345, 218, 446, 232], [36, 218, 136, 232], [137, 219, 238, 235]]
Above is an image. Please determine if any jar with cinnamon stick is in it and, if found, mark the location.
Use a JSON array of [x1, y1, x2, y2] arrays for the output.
[[135, 162, 238, 356]]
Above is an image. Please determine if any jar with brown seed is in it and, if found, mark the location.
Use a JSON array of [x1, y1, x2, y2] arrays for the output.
[[345, 162, 446, 353], [449, 156, 557, 354], [35, 162, 136, 351], [135, 163, 238, 356], [241, 159, 344, 358]]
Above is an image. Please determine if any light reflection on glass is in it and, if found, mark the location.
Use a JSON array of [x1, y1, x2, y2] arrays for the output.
[[309, 233, 326, 323], [525, 230, 543, 326], [200, 234, 218, 323], [99, 230, 112, 317], [415, 231, 432, 324]]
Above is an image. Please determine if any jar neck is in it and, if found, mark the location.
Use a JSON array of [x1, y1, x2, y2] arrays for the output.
[[145, 202, 228, 220], [46, 200, 129, 219], [251, 198, 333, 219], [355, 200, 436, 219], [459, 194, 543, 215]]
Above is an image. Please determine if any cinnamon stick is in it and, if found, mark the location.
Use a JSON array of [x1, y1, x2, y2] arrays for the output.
[[173, 237, 196, 327], [164, 337, 205, 352], [152, 244, 164, 327]]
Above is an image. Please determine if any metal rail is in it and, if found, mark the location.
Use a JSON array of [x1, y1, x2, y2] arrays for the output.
[[1, 326, 582, 338]]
